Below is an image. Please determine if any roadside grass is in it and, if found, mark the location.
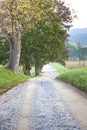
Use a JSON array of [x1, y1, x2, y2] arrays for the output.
[[30, 66, 43, 77], [50, 62, 87, 91], [50, 62, 69, 73], [0, 67, 29, 94], [30, 66, 35, 77], [19, 66, 35, 77]]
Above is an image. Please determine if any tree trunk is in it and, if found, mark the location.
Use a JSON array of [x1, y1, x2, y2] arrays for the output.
[[35, 63, 41, 76], [8, 34, 21, 73]]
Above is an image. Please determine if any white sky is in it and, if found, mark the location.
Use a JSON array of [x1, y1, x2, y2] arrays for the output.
[[63, 0, 87, 28]]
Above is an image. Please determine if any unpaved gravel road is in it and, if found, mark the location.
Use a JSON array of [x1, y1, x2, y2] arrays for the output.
[[0, 64, 87, 130]]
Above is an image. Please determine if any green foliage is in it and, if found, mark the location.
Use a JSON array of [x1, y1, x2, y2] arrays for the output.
[[0, 0, 73, 73], [20, 0, 73, 75], [0, 37, 10, 65], [30, 66, 35, 77], [0, 66, 28, 94], [77, 47, 87, 60], [21, 16, 68, 75], [54, 0, 73, 29], [58, 67, 87, 91]]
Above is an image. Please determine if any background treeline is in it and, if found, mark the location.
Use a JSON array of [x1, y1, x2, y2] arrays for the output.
[[67, 43, 87, 60]]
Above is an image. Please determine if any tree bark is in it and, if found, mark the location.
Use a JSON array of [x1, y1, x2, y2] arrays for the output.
[[8, 34, 21, 73], [35, 63, 41, 76]]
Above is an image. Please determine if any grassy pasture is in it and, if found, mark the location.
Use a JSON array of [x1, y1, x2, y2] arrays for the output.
[[65, 60, 87, 68]]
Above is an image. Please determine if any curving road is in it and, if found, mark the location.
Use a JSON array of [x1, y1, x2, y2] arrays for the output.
[[0, 64, 86, 130]]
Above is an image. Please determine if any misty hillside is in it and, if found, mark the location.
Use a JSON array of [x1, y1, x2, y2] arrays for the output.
[[68, 28, 87, 46]]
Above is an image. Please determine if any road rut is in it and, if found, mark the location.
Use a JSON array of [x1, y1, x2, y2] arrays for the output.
[[0, 64, 86, 130]]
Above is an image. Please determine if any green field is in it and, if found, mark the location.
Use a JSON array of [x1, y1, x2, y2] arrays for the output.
[[51, 63, 87, 92], [0, 67, 28, 94]]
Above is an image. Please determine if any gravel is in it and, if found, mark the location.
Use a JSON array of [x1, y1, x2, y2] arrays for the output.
[[29, 78, 81, 130], [0, 65, 81, 130], [0, 82, 29, 130]]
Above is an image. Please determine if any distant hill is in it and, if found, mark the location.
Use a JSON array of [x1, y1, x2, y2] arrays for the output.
[[68, 28, 87, 46]]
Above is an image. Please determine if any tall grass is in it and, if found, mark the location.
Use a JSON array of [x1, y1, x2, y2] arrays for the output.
[[0, 67, 28, 94], [50, 62, 87, 91], [58, 67, 87, 91], [50, 62, 69, 73]]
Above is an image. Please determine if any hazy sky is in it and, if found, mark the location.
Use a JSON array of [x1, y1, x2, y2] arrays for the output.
[[64, 0, 87, 28]]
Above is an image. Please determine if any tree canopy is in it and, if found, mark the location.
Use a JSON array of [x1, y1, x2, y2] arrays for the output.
[[0, 0, 73, 74], [21, 11, 71, 75]]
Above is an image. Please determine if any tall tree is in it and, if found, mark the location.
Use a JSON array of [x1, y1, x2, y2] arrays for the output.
[[54, 0, 73, 29], [0, 0, 52, 72], [0, 0, 22, 72], [21, 18, 68, 76], [0, 0, 73, 73], [21, 0, 73, 75]]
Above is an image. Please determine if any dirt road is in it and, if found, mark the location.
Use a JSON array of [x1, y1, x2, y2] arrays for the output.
[[0, 64, 87, 130]]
